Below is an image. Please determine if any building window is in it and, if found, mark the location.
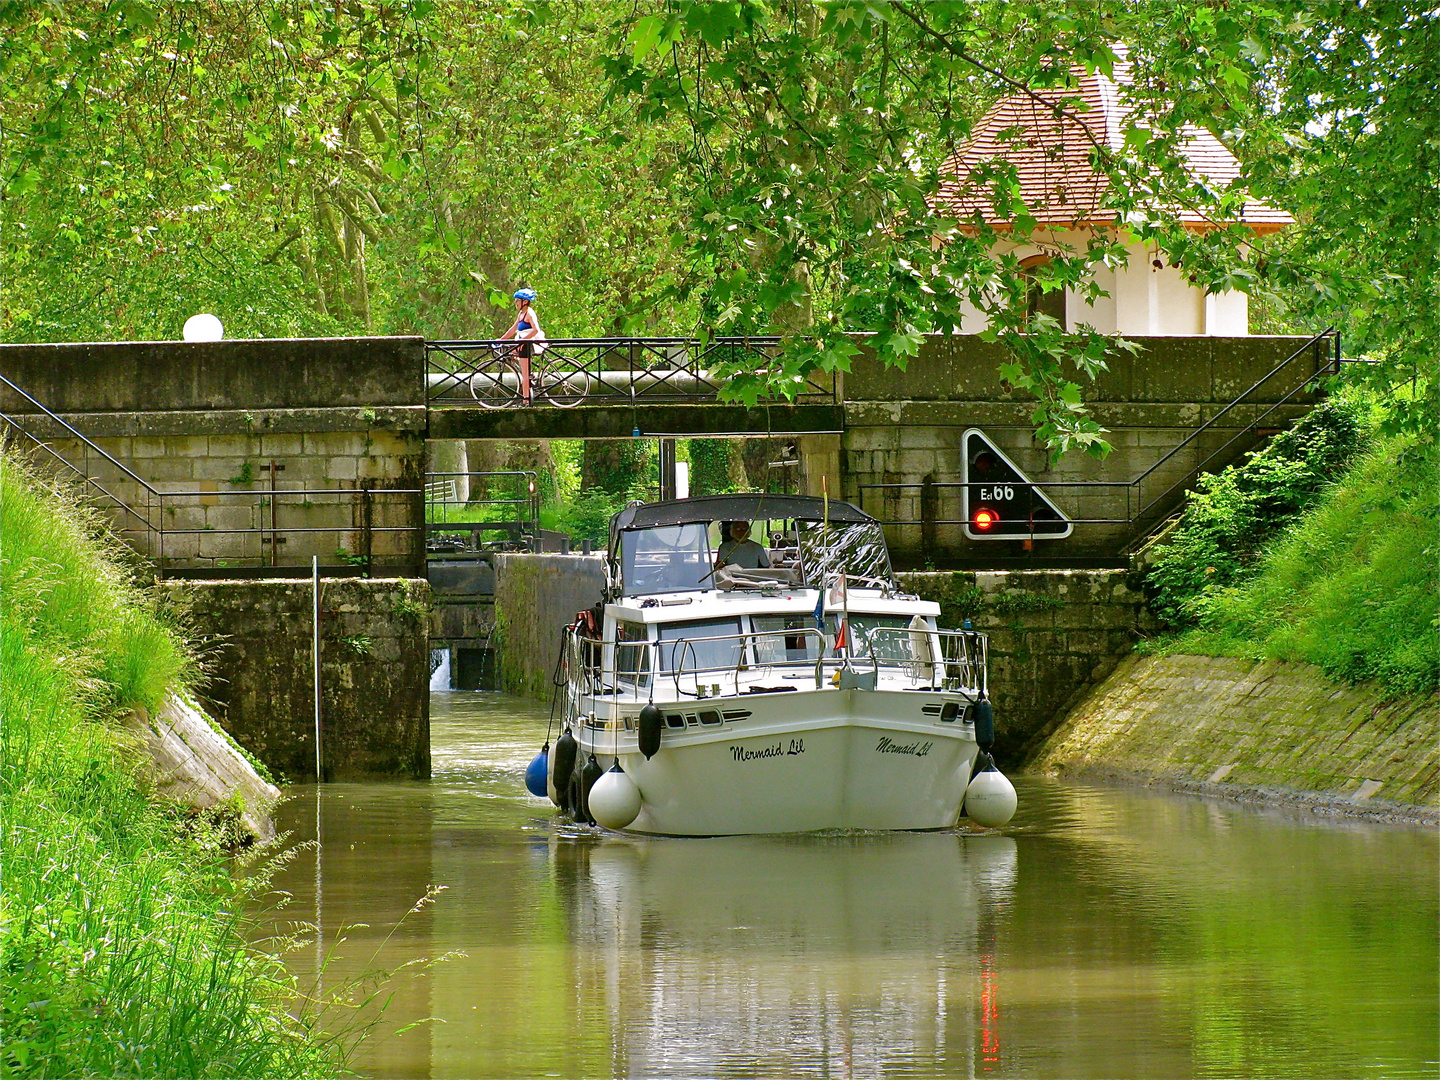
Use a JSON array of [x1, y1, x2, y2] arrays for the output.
[[1020, 254, 1066, 328]]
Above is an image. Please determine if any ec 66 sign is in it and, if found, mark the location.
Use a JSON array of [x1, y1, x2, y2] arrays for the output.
[[975, 485, 1016, 502], [961, 429, 1072, 541]]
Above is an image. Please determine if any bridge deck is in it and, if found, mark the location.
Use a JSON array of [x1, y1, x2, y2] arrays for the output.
[[427, 402, 844, 439]]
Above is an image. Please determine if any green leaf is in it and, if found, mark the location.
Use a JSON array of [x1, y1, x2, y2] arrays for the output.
[[629, 15, 665, 61]]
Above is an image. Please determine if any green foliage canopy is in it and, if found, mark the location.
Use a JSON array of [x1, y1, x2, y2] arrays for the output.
[[2, 1, 1433, 458], [1, 0, 697, 342], [601, 1, 1437, 454]]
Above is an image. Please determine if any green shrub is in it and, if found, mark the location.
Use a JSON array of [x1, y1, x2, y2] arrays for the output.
[[555, 486, 633, 544], [1145, 394, 1367, 627], [1179, 434, 1438, 696]]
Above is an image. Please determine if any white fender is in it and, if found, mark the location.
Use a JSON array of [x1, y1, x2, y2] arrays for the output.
[[589, 767, 643, 830], [964, 767, 1017, 828]]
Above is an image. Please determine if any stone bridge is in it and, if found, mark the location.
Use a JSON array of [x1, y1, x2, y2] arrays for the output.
[[0, 332, 1329, 780], [0, 331, 1329, 573]]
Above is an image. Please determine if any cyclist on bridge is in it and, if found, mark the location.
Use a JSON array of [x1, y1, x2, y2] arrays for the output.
[[498, 287, 545, 402]]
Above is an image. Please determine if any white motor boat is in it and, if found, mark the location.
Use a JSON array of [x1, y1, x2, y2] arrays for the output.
[[532, 493, 1015, 836]]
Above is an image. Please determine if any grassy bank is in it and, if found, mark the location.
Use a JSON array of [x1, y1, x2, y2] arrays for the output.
[[1143, 393, 1438, 697], [0, 453, 349, 1078]]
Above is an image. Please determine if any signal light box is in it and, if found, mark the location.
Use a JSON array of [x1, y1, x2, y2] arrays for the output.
[[961, 428, 1072, 540]]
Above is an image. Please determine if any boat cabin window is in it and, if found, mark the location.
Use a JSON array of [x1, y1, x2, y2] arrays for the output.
[[655, 617, 743, 674], [795, 520, 894, 588], [621, 524, 712, 595], [847, 615, 922, 661], [751, 614, 824, 663], [615, 619, 650, 683]]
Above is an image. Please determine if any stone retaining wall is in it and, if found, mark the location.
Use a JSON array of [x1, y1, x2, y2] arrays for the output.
[[129, 692, 282, 840], [1028, 653, 1439, 819], [840, 334, 1322, 562], [491, 553, 607, 701], [898, 570, 1161, 760], [163, 578, 430, 780], [0, 336, 426, 572]]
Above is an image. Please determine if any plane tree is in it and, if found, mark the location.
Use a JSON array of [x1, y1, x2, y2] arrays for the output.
[[600, 0, 1437, 456]]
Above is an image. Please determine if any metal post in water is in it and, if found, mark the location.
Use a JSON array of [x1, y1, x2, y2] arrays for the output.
[[313, 555, 322, 781]]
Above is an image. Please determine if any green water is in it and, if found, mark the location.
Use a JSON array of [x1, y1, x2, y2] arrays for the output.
[[260, 692, 1439, 1079]]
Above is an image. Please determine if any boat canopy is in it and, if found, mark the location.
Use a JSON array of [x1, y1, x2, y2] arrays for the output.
[[608, 494, 894, 598], [612, 494, 874, 534]]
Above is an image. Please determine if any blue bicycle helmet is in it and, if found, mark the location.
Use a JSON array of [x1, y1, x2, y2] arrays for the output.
[[513, 288, 537, 302]]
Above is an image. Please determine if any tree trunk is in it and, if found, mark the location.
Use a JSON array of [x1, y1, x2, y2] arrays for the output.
[[582, 439, 649, 497], [428, 440, 469, 503]]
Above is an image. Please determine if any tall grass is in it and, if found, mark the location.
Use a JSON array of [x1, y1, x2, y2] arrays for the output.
[[1172, 433, 1438, 697], [1, 451, 352, 1078]]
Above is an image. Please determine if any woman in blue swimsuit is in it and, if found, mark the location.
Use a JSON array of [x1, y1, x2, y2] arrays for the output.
[[498, 287, 544, 402]]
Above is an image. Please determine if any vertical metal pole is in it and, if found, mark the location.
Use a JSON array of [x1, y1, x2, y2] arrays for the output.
[[659, 439, 677, 501], [270, 461, 279, 567], [313, 555, 322, 782], [314, 786, 322, 997]]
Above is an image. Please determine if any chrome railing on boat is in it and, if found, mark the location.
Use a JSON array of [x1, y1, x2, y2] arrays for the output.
[[867, 628, 989, 696], [562, 625, 988, 705], [667, 628, 830, 697]]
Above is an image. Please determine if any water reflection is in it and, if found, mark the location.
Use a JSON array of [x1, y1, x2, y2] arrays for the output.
[[259, 692, 1439, 1080], [551, 831, 1017, 1078]]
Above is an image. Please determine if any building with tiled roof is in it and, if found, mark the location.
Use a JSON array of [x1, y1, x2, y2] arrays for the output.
[[935, 60, 1291, 335]]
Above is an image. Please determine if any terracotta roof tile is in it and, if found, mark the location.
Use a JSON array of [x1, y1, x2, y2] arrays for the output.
[[935, 63, 1292, 233]]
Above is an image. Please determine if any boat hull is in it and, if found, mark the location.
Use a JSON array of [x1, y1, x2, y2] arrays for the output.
[[575, 688, 980, 836]]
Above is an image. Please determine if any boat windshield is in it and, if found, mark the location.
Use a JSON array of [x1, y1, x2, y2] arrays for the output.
[[621, 524, 712, 595], [795, 520, 894, 589]]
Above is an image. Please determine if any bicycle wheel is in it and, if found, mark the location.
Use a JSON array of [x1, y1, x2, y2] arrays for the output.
[[538, 357, 591, 407], [469, 356, 524, 408]]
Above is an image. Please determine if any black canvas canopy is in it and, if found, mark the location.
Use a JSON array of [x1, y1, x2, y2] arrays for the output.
[[613, 493, 875, 533]]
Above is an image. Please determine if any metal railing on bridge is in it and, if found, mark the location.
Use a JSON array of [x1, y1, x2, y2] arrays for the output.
[[425, 337, 835, 407]]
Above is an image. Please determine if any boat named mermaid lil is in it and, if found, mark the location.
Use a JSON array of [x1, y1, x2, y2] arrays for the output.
[[525, 493, 1017, 836]]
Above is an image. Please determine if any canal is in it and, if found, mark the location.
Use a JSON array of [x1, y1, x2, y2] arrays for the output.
[[260, 692, 1439, 1079]]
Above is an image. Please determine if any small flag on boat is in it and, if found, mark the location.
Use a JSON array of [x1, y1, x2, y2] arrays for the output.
[[826, 573, 847, 610], [833, 617, 848, 653], [813, 582, 825, 630]]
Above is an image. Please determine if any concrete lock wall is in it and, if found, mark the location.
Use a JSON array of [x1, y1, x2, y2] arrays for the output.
[[1029, 653, 1439, 819], [491, 553, 608, 701], [428, 558, 499, 691], [839, 335, 1323, 562], [898, 570, 1161, 760], [163, 578, 431, 780], [0, 337, 427, 571]]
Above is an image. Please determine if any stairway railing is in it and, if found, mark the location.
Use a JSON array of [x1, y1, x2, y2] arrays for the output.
[[1122, 327, 1339, 546], [0, 373, 423, 576], [0, 372, 166, 553], [854, 328, 1341, 554]]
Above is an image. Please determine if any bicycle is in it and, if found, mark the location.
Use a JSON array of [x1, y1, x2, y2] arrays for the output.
[[468, 342, 590, 408]]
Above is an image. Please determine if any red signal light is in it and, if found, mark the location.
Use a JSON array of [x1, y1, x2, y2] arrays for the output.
[[973, 507, 997, 531]]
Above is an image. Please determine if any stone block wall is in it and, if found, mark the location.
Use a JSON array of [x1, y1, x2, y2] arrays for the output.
[[491, 553, 607, 701], [898, 570, 1162, 761], [163, 578, 431, 780], [1029, 653, 1438, 818], [0, 336, 427, 572], [428, 559, 498, 690], [31, 426, 425, 570], [840, 335, 1324, 563]]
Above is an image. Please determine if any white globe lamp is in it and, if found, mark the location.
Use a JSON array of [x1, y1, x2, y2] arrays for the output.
[[182, 313, 224, 342]]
